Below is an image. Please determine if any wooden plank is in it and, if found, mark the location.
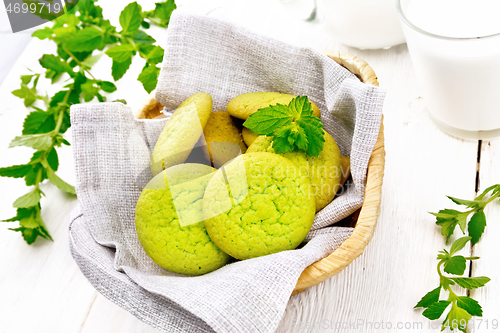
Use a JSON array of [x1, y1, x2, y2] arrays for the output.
[[277, 43, 479, 332], [469, 139, 500, 331], [0, 185, 97, 333]]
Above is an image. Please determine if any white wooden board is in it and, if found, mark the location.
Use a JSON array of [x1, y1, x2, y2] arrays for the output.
[[0, 0, 494, 332], [470, 138, 500, 332]]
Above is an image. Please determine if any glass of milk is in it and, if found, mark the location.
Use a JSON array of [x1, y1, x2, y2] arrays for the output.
[[279, 0, 405, 49], [398, 0, 500, 140]]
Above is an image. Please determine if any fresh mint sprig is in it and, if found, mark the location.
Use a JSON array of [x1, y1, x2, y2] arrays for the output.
[[243, 96, 325, 157], [431, 185, 500, 244], [415, 185, 500, 331], [1, 0, 176, 244], [415, 237, 490, 332]]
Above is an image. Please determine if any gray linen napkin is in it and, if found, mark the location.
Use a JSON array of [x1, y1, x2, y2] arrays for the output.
[[69, 13, 385, 333]]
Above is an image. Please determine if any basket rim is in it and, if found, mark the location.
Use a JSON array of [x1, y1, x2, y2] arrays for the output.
[[291, 51, 384, 295]]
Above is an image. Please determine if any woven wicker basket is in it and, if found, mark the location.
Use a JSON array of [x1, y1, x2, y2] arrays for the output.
[[135, 50, 385, 296]]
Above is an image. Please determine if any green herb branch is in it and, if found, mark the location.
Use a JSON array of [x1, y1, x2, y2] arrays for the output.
[[415, 185, 500, 332], [1, 0, 176, 244], [243, 96, 325, 157], [431, 185, 500, 245]]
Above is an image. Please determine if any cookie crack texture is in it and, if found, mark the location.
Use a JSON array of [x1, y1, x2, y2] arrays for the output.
[[203, 152, 315, 260], [135, 163, 230, 276], [246, 132, 342, 211]]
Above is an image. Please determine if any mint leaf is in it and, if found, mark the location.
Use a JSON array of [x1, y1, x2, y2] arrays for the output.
[[133, 30, 155, 44], [53, 24, 77, 45], [456, 296, 482, 317], [21, 75, 35, 85], [289, 96, 312, 118], [468, 210, 486, 245], [46, 168, 76, 195], [34, 213, 51, 240], [415, 287, 441, 308], [32, 27, 53, 40], [47, 148, 59, 171], [54, 135, 70, 146], [447, 196, 485, 209], [144, 45, 164, 64], [295, 126, 308, 152], [105, 44, 135, 63], [97, 81, 117, 93], [450, 236, 471, 256], [12, 85, 37, 107], [244, 104, 292, 135], [9, 227, 40, 244], [77, 0, 103, 18], [443, 255, 466, 275], [451, 277, 491, 289], [119, 2, 142, 36], [54, 12, 79, 27], [39, 54, 74, 76], [9, 134, 53, 151], [69, 51, 93, 68], [422, 301, 450, 320], [22, 110, 56, 135], [24, 164, 47, 186], [45, 69, 62, 84], [9, 211, 52, 243], [443, 303, 471, 333], [431, 209, 462, 219], [50, 90, 68, 107], [151, 0, 176, 27], [0, 164, 32, 178], [111, 57, 132, 81], [436, 220, 458, 243], [432, 209, 469, 242], [137, 65, 160, 93], [81, 81, 99, 102], [299, 116, 325, 157], [273, 134, 295, 154], [2, 207, 34, 222], [456, 212, 468, 233], [66, 27, 103, 52], [19, 212, 38, 229], [81, 53, 103, 67], [13, 190, 41, 208], [59, 111, 71, 134], [30, 151, 44, 164]]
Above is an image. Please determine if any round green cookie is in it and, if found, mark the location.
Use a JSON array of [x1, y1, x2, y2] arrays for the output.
[[150, 92, 213, 176], [246, 132, 342, 211], [135, 163, 230, 275], [203, 152, 315, 260]]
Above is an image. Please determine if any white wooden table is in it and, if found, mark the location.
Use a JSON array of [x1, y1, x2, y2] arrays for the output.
[[1, 1, 500, 332]]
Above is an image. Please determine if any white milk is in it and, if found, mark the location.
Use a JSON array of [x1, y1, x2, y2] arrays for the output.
[[401, 0, 500, 138]]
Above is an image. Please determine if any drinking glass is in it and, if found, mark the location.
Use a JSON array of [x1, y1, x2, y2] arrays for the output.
[[398, 0, 500, 140]]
